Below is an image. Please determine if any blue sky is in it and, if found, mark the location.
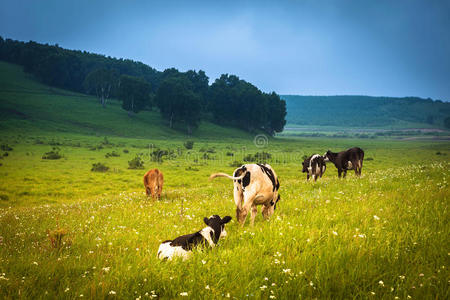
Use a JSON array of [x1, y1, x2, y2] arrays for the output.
[[1, 0, 449, 100]]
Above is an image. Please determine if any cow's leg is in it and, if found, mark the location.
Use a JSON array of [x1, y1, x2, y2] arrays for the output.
[[234, 185, 243, 222], [239, 190, 258, 226], [250, 205, 258, 226], [338, 169, 342, 178], [343, 169, 347, 178], [359, 159, 363, 175], [145, 186, 151, 196], [353, 160, 359, 176], [307, 174, 310, 181]]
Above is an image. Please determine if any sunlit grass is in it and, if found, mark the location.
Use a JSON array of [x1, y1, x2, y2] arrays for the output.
[[0, 134, 448, 299]]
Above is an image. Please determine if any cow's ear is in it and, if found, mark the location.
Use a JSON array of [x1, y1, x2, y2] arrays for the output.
[[221, 216, 232, 224], [203, 217, 209, 225]]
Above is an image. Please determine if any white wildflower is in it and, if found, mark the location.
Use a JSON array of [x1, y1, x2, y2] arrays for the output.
[[180, 292, 188, 296], [260, 285, 267, 290], [373, 215, 380, 220], [379, 280, 384, 286], [332, 231, 338, 236], [109, 290, 116, 295]]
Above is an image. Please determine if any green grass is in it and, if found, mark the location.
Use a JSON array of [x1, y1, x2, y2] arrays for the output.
[[0, 61, 253, 140], [0, 60, 449, 299]]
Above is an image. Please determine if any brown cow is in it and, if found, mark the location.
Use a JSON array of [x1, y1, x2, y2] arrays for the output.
[[143, 169, 164, 199]]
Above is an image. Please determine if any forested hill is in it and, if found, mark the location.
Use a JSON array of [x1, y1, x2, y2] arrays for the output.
[[282, 95, 450, 129], [0, 37, 286, 135]]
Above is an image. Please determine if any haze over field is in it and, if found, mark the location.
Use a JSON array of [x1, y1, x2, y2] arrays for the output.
[[1, 0, 449, 101]]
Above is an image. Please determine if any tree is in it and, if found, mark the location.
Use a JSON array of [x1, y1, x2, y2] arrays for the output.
[[83, 68, 118, 107], [155, 76, 202, 135], [118, 75, 151, 116], [265, 92, 287, 135]]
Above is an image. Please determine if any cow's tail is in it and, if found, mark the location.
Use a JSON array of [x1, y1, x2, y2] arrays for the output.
[[209, 173, 245, 181]]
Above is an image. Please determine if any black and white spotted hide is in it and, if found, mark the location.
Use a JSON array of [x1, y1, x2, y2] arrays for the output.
[[157, 215, 232, 260], [302, 154, 326, 181]]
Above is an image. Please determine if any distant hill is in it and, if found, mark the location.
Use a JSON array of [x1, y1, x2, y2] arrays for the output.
[[282, 95, 450, 129], [0, 61, 253, 140]]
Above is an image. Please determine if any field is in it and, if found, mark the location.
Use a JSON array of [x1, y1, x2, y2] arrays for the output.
[[0, 133, 449, 299], [0, 62, 449, 299]]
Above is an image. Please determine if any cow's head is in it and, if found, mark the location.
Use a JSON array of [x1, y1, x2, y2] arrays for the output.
[[324, 150, 332, 162], [203, 215, 232, 241], [301, 160, 308, 173]]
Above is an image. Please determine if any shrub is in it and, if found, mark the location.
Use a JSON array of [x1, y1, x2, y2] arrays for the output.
[[185, 166, 199, 171], [42, 147, 62, 160], [1, 144, 12, 151], [365, 157, 374, 161], [254, 151, 272, 162], [123, 149, 129, 153], [226, 152, 234, 157], [91, 162, 109, 172], [47, 228, 69, 250], [105, 151, 120, 158], [128, 156, 145, 169], [229, 161, 243, 167], [0, 194, 8, 201], [151, 149, 168, 163], [3, 152, 8, 157], [183, 140, 194, 149]]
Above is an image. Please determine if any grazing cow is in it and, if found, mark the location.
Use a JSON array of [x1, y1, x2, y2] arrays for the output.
[[210, 163, 280, 226], [157, 215, 232, 260], [143, 168, 164, 199], [302, 154, 326, 181], [324, 147, 364, 178]]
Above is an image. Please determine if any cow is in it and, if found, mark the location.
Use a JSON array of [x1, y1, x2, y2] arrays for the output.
[[324, 147, 364, 178], [210, 163, 280, 226], [157, 215, 232, 260], [302, 154, 326, 181], [143, 168, 164, 199]]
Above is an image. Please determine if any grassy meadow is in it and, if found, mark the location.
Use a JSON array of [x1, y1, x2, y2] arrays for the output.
[[0, 62, 449, 299], [0, 134, 449, 299]]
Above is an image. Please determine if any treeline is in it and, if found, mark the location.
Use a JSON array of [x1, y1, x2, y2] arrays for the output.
[[283, 95, 450, 129], [0, 37, 286, 135]]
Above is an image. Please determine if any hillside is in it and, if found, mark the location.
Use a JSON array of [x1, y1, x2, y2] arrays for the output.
[[282, 95, 450, 129], [0, 61, 253, 140]]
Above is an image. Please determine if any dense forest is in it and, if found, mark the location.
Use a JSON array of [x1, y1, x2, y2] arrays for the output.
[[0, 37, 286, 135], [282, 95, 450, 128]]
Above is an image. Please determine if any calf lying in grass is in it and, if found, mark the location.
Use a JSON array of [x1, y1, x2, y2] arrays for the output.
[[157, 215, 232, 260]]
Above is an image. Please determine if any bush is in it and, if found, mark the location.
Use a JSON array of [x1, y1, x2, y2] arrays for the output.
[[91, 162, 109, 172], [229, 161, 243, 167], [365, 157, 374, 161], [128, 156, 145, 169], [47, 228, 70, 250], [226, 152, 234, 157], [105, 151, 120, 158], [151, 149, 168, 163], [3, 152, 8, 157], [185, 166, 199, 171], [42, 147, 62, 160], [183, 140, 194, 149], [243, 152, 272, 163], [123, 149, 129, 153], [1, 144, 12, 151]]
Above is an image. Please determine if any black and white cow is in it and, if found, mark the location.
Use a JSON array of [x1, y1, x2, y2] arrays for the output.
[[302, 154, 326, 181], [210, 163, 280, 226], [324, 147, 364, 178], [157, 215, 232, 260]]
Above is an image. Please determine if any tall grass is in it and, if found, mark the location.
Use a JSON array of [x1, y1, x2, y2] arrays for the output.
[[0, 134, 448, 299]]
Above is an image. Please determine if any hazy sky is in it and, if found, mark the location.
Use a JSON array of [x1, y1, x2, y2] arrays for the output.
[[1, 0, 449, 100]]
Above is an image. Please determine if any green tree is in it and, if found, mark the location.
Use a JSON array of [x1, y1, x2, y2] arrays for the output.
[[155, 76, 202, 135], [83, 68, 118, 107], [118, 75, 151, 116]]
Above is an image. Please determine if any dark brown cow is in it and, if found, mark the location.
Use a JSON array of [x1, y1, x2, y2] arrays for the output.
[[324, 147, 364, 178], [143, 168, 164, 199]]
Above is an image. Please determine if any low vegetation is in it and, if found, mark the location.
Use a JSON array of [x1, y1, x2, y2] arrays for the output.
[[0, 133, 448, 299]]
